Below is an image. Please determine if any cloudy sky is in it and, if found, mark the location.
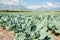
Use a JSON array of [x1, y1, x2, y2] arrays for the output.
[[0, 0, 60, 10]]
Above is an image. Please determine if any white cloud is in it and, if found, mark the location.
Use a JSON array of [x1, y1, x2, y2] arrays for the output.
[[46, 2, 54, 7], [26, 5, 41, 10], [13, 0, 20, 2], [26, 2, 60, 10], [0, 0, 21, 5]]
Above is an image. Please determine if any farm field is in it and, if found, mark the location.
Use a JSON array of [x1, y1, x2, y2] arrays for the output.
[[0, 11, 60, 14], [0, 11, 60, 40]]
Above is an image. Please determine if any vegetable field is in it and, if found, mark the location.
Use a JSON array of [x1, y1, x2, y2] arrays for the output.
[[0, 12, 60, 40]]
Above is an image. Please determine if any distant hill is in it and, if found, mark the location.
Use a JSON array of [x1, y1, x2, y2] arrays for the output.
[[31, 7, 60, 11], [0, 3, 27, 10], [0, 3, 60, 11]]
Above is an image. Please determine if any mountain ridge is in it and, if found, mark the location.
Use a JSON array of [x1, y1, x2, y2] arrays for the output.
[[0, 3, 27, 10]]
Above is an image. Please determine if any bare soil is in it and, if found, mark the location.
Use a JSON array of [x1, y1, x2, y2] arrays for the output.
[[0, 27, 14, 40]]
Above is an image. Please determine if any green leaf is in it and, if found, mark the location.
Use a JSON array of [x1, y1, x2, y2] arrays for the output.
[[39, 27, 48, 39]]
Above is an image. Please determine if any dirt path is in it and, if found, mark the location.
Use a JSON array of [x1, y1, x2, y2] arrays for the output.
[[0, 27, 14, 40], [54, 35, 60, 40]]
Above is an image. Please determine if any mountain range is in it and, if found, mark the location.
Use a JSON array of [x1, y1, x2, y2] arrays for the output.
[[0, 3, 27, 10], [0, 3, 60, 11]]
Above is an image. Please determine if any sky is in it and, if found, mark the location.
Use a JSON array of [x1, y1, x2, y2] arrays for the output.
[[0, 0, 60, 10]]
